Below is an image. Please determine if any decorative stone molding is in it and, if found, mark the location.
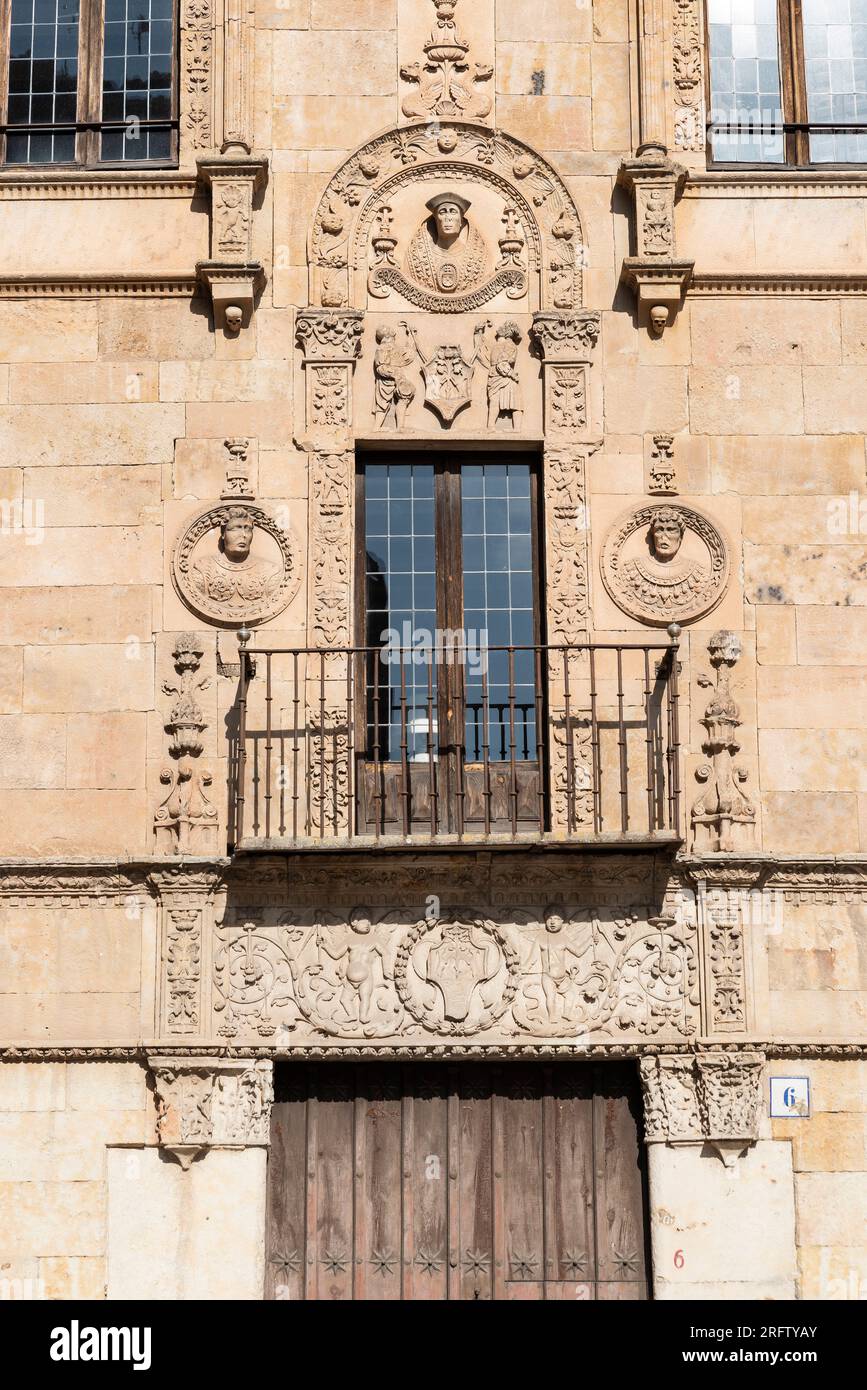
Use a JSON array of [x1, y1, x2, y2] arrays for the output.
[[618, 146, 693, 334], [637, 0, 668, 148], [296, 309, 364, 445], [154, 634, 219, 858], [601, 501, 729, 627], [150, 1055, 273, 1167], [400, 0, 493, 123], [196, 157, 267, 332], [149, 864, 224, 1036], [308, 121, 585, 311], [691, 631, 756, 853], [0, 174, 199, 199], [639, 1050, 764, 1164], [4, 1042, 867, 1061], [0, 275, 199, 297], [309, 451, 353, 649], [690, 272, 867, 296], [220, 0, 255, 154], [530, 312, 600, 436]]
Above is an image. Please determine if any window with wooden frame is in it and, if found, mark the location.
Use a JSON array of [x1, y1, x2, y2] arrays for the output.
[[356, 454, 545, 835], [0, 0, 177, 167], [707, 0, 867, 164]]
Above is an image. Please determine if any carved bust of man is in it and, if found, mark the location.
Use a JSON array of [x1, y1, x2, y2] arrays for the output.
[[190, 507, 281, 611], [620, 507, 712, 613], [405, 191, 487, 294]]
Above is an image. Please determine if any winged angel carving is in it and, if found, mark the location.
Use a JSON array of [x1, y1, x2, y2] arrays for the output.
[[212, 906, 699, 1041]]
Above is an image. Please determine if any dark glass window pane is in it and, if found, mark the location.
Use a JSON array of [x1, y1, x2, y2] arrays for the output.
[[4, 133, 29, 161], [30, 91, 53, 120], [9, 60, 32, 93], [99, 0, 177, 163], [52, 129, 75, 160], [31, 57, 55, 87], [10, 25, 33, 58], [7, 94, 31, 124], [28, 131, 52, 160], [54, 91, 76, 121], [100, 130, 124, 159]]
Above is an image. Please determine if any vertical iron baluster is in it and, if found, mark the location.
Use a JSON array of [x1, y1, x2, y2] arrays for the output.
[[588, 644, 601, 834], [533, 646, 546, 835], [346, 648, 354, 841], [508, 646, 518, 835], [399, 649, 410, 839], [292, 651, 299, 842], [236, 629, 249, 844], [643, 647, 654, 834], [372, 646, 382, 840], [668, 629, 681, 834], [264, 652, 272, 840], [426, 653, 437, 837], [616, 646, 628, 833], [481, 660, 491, 836], [563, 649, 575, 836], [318, 654, 326, 840]]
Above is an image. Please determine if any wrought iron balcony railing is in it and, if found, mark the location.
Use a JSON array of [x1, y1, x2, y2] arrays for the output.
[[230, 637, 681, 849]]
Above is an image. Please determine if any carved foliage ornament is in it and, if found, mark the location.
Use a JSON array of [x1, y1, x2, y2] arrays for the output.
[[182, 0, 213, 150], [639, 1051, 764, 1153], [152, 1057, 273, 1167], [601, 502, 729, 627], [400, 0, 493, 122], [310, 121, 584, 311], [672, 0, 705, 153]]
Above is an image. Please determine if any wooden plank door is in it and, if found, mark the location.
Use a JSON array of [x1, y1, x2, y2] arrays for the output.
[[265, 1061, 649, 1301]]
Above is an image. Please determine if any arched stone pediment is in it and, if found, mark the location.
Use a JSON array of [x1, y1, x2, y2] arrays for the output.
[[308, 120, 586, 313]]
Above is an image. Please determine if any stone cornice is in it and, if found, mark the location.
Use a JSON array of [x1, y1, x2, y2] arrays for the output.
[[690, 272, 867, 296], [0, 275, 199, 298], [1, 1041, 866, 1061], [686, 170, 867, 196], [0, 172, 200, 200]]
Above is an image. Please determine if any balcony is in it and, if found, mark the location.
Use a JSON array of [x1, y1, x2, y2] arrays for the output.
[[229, 638, 682, 851]]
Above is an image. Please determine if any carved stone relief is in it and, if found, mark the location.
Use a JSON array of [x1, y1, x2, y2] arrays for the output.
[[172, 496, 301, 628], [309, 451, 353, 649], [647, 433, 678, 493], [154, 633, 218, 857], [181, 0, 214, 153], [309, 120, 584, 312], [296, 309, 364, 441], [211, 903, 701, 1045], [639, 1051, 764, 1160], [151, 1056, 273, 1167], [400, 0, 493, 123], [672, 0, 706, 154], [692, 631, 756, 853], [530, 311, 600, 436], [196, 158, 267, 333], [601, 502, 729, 627]]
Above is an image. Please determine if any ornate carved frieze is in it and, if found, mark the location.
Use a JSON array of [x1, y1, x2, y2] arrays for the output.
[[400, 0, 493, 122], [309, 121, 584, 311], [601, 501, 729, 627], [211, 903, 701, 1045], [154, 634, 219, 857], [692, 631, 756, 853], [296, 310, 364, 443], [618, 147, 693, 333], [703, 891, 748, 1033], [639, 1050, 764, 1162], [196, 157, 267, 332], [150, 1055, 273, 1167]]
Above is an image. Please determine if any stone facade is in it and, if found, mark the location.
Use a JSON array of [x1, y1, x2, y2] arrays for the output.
[[0, 0, 865, 1302]]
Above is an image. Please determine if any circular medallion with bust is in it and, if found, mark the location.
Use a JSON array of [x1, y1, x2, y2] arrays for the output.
[[173, 502, 300, 628], [602, 503, 729, 626], [405, 190, 488, 295]]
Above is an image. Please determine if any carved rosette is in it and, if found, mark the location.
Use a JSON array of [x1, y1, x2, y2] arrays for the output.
[[151, 1056, 274, 1168], [308, 121, 585, 311], [640, 1051, 764, 1161], [296, 310, 364, 443], [530, 311, 600, 436]]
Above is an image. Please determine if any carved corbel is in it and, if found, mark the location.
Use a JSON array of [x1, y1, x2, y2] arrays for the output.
[[530, 311, 600, 435], [150, 1056, 273, 1168], [196, 157, 268, 333], [640, 1050, 764, 1166], [295, 309, 365, 448], [617, 145, 693, 335]]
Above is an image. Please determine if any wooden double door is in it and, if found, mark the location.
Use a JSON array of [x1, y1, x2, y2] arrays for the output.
[[265, 1062, 649, 1301]]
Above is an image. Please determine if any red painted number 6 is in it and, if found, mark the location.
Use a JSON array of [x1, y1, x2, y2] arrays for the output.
[[674, 1249, 685, 1269]]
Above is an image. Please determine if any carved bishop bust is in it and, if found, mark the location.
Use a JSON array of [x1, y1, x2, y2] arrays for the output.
[[405, 191, 488, 295]]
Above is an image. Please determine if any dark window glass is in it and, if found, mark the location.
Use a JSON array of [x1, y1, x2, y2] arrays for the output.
[[3, 0, 80, 163], [99, 0, 174, 161]]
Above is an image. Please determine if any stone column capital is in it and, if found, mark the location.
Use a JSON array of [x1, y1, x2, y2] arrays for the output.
[[640, 1049, 765, 1165], [149, 1055, 274, 1169]]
